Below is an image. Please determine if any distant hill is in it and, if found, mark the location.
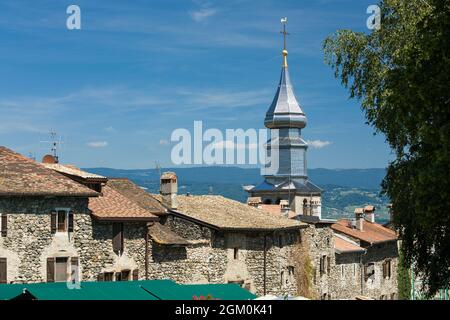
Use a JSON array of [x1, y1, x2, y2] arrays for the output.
[[84, 166, 390, 223], [84, 167, 386, 190]]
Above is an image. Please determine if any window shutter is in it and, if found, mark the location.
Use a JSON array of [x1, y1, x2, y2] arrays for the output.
[[319, 257, 324, 274], [327, 257, 331, 274], [97, 273, 105, 282], [132, 269, 139, 281], [0, 258, 7, 284], [50, 210, 57, 234], [1, 214, 7, 237], [112, 223, 123, 254], [47, 257, 55, 282], [364, 265, 369, 281], [68, 211, 74, 233]]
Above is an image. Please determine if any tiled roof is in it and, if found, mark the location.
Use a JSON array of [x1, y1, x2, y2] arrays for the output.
[[107, 178, 166, 215], [43, 163, 107, 181], [165, 195, 305, 231], [331, 219, 397, 245], [0, 146, 98, 197], [148, 223, 191, 246], [89, 185, 158, 221], [333, 234, 365, 254]]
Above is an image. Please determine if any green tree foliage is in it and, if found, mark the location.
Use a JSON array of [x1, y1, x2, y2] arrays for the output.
[[323, 0, 450, 296], [397, 248, 411, 300]]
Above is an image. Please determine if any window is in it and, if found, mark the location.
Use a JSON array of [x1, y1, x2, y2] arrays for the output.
[[51, 209, 73, 234], [353, 264, 356, 277], [320, 255, 326, 275], [113, 223, 124, 255], [278, 235, 283, 247], [104, 272, 114, 281], [233, 248, 239, 260], [341, 265, 345, 277], [57, 211, 67, 232], [0, 258, 6, 284], [391, 293, 396, 300], [383, 259, 392, 279], [55, 257, 68, 282], [116, 270, 130, 281], [364, 263, 375, 281], [280, 271, 284, 286]]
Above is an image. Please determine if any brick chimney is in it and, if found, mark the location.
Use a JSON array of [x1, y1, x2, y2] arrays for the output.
[[364, 205, 375, 223], [355, 208, 364, 231], [160, 172, 177, 209]]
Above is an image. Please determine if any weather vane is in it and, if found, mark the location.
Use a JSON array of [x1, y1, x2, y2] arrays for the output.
[[280, 17, 289, 50]]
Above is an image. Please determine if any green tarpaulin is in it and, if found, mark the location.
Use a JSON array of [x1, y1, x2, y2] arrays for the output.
[[0, 280, 256, 300]]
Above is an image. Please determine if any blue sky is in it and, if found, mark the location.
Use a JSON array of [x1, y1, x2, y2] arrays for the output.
[[0, 0, 393, 169]]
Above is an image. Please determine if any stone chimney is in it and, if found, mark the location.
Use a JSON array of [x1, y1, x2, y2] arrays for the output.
[[364, 205, 375, 223], [160, 172, 177, 209], [280, 200, 291, 217], [247, 197, 262, 208], [355, 208, 364, 231]]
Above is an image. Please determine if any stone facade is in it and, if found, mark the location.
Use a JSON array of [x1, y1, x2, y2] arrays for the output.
[[0, 196, 147, 283], [157, 214, 300, 297]]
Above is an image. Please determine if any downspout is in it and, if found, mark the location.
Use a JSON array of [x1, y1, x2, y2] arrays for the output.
[[145, 222, 153, 280]]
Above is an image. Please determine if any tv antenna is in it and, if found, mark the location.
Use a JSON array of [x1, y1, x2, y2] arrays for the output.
[[40, 130, 63, 163]]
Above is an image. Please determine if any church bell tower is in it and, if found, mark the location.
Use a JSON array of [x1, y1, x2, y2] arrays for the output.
[[247, 17, 322, 219]]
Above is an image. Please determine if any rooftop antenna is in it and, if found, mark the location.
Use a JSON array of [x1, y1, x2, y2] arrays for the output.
[[28, 152, 36, 161], [40, 130, 63, 163]]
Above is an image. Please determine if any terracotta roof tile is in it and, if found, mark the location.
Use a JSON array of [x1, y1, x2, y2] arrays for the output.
[[334, 235, 365, 254], [148, 223, 191, 246], [0, 146, 98, 197], [331, 219, 397, 244], [107, 178, 166, 215], [89, 185, 158, 221], [166, 195, 305, 231], [43, 163, 107, 181]]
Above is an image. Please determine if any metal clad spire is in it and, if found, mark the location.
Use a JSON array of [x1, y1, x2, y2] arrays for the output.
[[264, 17, 307, 129]]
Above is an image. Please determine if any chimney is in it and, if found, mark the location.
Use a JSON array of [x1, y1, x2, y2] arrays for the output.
[[364, 205, 375, 223], [354, 208, 364, 231], [280, 200, 290, 217], [247, 197, 262, 208], [160, 172, 177, 209]]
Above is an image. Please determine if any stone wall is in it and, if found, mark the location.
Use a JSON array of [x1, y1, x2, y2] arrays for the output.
[[159, 214, 300, 296], [0, 197, 147, 283]]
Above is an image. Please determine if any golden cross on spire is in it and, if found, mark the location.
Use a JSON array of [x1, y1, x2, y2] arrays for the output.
[[280, 17, 289, 67]]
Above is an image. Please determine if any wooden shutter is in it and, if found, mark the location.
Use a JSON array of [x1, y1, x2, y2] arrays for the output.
[[1, 214, 7, 237], [364, 265, 369, 281], [319, 256, 324, 274], [382, 261, 387, 278], [50, 210, 57, 234], [112, 223, 123, 254], [68, 211, 74, 233], [326, 256, 331, 274], [132, 269, 139, 281], [97, 273, 105, 282], [0, 258, 7, 284], [47, 257, 55, 282]]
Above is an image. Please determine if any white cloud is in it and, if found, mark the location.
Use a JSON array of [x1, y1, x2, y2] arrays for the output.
[[189, 8, 217, 22], [307, 140, 332, 149], [86, 141, 108, 148]]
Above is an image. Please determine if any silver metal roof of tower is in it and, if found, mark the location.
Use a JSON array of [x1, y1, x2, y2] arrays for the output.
[[264, 20, 307, 129]]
